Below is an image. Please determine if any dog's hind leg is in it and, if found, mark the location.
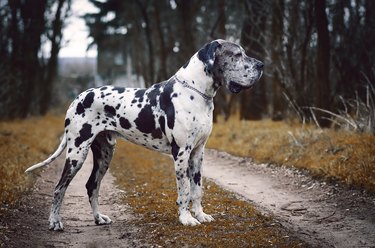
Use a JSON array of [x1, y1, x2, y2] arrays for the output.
[[86, 131, 116, 225], [49, 144, 91, 231]]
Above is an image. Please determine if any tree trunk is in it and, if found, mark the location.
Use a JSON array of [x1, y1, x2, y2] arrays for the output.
[[314, 0, 331, 127], [153, 1, 168, 81], [240, 0, 267, 120], [20, 0, 47, 117], [136, 0, 154, 86], [270, 0, 286, 120], [40, 0, 68, 114], [212, 0, 228, 122], [298, 1, 314, 107], [176, 0, 197, 62]]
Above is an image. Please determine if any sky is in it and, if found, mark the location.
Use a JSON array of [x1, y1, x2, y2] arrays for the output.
[[59, 0, 98, 58]]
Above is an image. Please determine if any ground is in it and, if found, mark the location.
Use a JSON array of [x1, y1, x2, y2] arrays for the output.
[[0, 152, 140, 247], [1, 142, 374, 247], [204, 150, 375, 247]]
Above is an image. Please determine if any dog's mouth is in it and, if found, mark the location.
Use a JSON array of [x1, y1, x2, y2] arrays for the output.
[[228, 81, 243, 94], [228, 81, 254, 94]]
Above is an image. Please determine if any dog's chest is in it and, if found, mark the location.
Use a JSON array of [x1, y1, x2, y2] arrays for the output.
[[172, 94, 213, 145]]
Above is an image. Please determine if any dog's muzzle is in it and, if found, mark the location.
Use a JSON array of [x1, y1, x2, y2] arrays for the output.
[[228, 61, 264, 94]]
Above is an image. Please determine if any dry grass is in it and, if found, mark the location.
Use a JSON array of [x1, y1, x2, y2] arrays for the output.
[[0, 114, 306, 246], [110, 140, 305, 247], [3, 113, 372, 245], [0, 114, 63, 207], [207, 117, 375, 192]]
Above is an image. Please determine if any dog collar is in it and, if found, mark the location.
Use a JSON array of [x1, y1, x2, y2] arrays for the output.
[[174, 77, 213, 101]]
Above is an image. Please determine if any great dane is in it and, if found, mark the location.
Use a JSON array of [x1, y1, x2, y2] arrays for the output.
[[25, 39, 263, 231]]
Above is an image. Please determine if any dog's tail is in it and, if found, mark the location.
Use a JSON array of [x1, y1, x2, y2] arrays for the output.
[[25, 133, 67, 173]]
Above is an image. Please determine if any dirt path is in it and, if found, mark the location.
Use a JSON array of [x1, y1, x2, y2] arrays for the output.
[[4, 151, 139, 248], [203, 149, 375, 248], [3, 148, 375, 247]]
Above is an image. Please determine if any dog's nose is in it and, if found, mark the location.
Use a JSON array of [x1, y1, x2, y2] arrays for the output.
[[255, 61, 264, 70]]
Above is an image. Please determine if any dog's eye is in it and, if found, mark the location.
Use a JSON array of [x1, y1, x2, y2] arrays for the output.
[[234, 53, 242, 57]]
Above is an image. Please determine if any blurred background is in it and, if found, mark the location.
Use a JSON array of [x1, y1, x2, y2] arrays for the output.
[[0, 0, 374, 129], [0, 0, 375, 242]]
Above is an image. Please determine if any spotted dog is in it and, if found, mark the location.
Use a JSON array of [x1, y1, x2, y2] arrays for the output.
[[25, 39, 263, 231]]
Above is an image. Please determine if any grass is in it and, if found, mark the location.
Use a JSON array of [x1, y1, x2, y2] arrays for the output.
[[0, 114, 63, 207], [0, 114, 305, 246], [2, 113, 373, 246], [110, 140, 305, 247], [207, 117, 375, 192]]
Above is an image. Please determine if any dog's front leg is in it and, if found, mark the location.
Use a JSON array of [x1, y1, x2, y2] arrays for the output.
[[189, 145, 215, 223], [174, 150, 201, 226]]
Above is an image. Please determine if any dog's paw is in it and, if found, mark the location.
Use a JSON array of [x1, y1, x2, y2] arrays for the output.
[[196, 212, 215, 223], [49, 218, 64, 231], [94, 213, 112, 225], [179, 212, 201, 226]]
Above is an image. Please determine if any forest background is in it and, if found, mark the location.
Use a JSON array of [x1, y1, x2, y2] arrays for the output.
[[1, 0, 374, 131]]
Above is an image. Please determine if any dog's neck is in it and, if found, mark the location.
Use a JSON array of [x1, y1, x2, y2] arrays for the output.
[[174, 53, 217, 99]]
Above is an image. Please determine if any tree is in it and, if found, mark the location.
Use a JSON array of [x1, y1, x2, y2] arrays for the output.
[[83, 0, 374, 125], [0, 0, 71, 119], [314, 0, 331, 127], [270, 0, 286, 120], [240, 0, 268, 120]]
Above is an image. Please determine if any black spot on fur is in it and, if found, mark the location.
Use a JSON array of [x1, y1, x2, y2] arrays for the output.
[[74, 123, 94, 147], [119, 117, 131, 129], [104, 105, 116, 117], [151, 128, 163, 139], [147, 84, 161, 106], [193, 171, 201, 186], [158, 116, 166, 135], [65, 118, 70, 127], [134, 89, 146, 99], [76, 102, 85, 115], [134, 105, 156, 134], [171, 138, 180, 160], [113, 87, 125, 93], [100, 86, 107, 91], [83, 91, 95, 108], [56, 158, 71, 187], [160, 82, 175, 130], [76, 91, 95, 116], [71, 160, 78, 167], [86, 138, 101, 199]]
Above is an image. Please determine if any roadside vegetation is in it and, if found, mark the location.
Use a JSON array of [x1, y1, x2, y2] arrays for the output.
[[208, 117, 375, 192], [0, 114, 62, 208]]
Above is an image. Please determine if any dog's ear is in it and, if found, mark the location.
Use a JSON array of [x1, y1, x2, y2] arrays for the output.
[[197, 40, 222, 74]]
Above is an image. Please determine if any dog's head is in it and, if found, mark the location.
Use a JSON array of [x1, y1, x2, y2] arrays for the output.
[[197, 39, 264, 93]]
